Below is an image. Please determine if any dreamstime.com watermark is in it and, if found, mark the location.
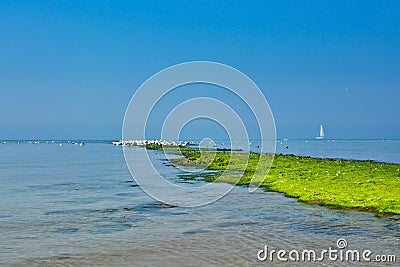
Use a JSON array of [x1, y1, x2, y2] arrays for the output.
[[122, 61, 276, 207], [257, 238, 397, 263]]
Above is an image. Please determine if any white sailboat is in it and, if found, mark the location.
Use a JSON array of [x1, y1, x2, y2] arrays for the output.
[[316, 124, 325, 139]]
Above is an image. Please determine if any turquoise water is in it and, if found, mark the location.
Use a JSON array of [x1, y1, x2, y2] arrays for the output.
[[0, 141, 399, 266]]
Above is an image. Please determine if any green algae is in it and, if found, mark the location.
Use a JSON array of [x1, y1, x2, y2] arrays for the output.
[[171, 151, 400, 215]]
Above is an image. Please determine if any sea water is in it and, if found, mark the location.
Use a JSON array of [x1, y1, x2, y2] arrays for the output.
[[0, 140, 399, 266]]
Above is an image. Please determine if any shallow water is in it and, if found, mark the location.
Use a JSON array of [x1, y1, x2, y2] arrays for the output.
[[0, 142, 399, 266]]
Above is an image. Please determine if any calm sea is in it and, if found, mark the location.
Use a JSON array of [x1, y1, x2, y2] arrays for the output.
[[0, 140, 399, 266]]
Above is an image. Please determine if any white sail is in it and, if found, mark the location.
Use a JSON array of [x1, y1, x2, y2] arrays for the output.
[[316, 124, 325, 139], [319, 125, 325, 137]]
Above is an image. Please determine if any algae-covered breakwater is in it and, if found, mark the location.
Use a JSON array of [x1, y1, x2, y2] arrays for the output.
[[170, 150, 400, 215]]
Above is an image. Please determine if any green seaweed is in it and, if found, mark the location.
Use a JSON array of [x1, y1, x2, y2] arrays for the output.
[[145, 144, 215, 152], [171, 151, 400, 215]]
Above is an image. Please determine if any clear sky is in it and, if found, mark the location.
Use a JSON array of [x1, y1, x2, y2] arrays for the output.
[[1, 1, 399, 140]]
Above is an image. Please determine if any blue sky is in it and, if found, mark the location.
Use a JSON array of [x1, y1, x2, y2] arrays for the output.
[[0, 1, 399, 139]]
